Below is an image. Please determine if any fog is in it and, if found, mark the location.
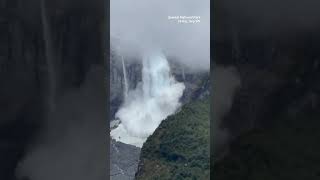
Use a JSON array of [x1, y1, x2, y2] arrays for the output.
[[111, 0, 210, 71]]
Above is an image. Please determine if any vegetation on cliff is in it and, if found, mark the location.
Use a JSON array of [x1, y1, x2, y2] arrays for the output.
[[135, 99, 210, 180]]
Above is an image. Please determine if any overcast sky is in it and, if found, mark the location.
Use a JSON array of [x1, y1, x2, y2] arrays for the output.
[[111, 0, 210, 71]]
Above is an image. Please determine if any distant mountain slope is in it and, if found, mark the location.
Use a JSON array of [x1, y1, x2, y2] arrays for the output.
[[135, 99, 210, 180]]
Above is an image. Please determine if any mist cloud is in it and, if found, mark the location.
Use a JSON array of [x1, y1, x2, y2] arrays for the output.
[[111, 52, 185, 147], [111, 0, 210, 71]]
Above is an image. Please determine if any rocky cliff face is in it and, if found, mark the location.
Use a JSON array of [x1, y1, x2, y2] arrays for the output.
[[110, 50, 142, 120], [110, 139, 140, 180], [0, 1, 106, 179]]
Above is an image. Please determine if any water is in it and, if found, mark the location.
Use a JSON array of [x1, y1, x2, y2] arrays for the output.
[[182, 67, 186, 81], [111, 52, 185, 147], [121, 55, 128, 99], [41, 0, 56, 112]]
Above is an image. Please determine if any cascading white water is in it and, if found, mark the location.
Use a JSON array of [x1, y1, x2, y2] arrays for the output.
[[121, 55, 129, 99], [111, 52, 185, 147], [40, 0, 56, 111], [182, 67, 186, 81]]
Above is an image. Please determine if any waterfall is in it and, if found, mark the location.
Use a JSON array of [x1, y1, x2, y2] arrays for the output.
[[41, 0, 56, 112], [121, 55, 128, 99], [182, 67, 186, 81], [111, 52, 185, 147], [142, 54, 171, 99]]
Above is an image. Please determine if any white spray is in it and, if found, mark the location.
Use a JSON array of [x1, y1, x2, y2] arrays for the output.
[[121, 55, 129, 99], [111, 52, 185, 147]]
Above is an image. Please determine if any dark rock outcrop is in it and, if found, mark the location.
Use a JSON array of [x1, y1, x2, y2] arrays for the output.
[[110, 139, 140, 180]]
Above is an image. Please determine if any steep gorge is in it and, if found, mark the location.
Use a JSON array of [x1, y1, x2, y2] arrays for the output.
[[110, 48, 210, 179]]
